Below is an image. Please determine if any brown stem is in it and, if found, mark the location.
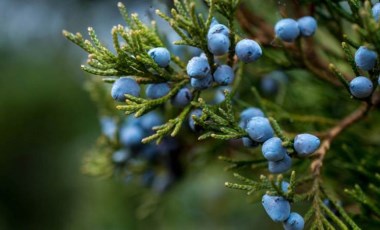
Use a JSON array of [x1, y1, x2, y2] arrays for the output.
[[311, 102, 371, 176]]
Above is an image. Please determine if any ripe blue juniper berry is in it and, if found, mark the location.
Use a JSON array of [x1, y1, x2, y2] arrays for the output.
[[274, 18, 300, 42], [148, 47, 171, 68], [64, 0, 380, 228], [186, 56, 211, 79], [297, 16, 317, 37], [235, 39, 262, 63], [111, 77, 140, 102], [145, 83, 171, 99], [213, 65, 235, 85], [349, 76, 374, 99], [354, 46, 378, 71]]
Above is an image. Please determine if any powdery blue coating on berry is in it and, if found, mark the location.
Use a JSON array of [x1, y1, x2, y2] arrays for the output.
[[235, 39, 262, 63], [245, 117, 274, 142], [262, 137, 287, 161], [186, 57, 211, 79], [372, 3, 380, 22], [240, 107, 265, 124], [120, 125, 145, 146], [210, 17, 219, 28], [191, 73, 213, 90], [140, 111, 163, 131], [213, 65, 235, 85], [125, 115, 142, 127], [262, 194, 291, 222], [148, 47, 171, 67], [349, 76, 374, 99], [171, 88, 193, 107], [378, 76, 380, 85], [189, 109, 202, 131], [275, 18, 300, 42], [207, 24, 230, 39], [268, 154, 292, 174], [100, 117, 117, 139], [297, 16, 317, 37], [354, 46, 378, 71], [112, 149, 130, 163], [199, 53, 207, 59], [111, 77, 140, 102], [242, 137, 259, 148], [294, 133, 321, 156], [145, 83, 170, 99], [283, 212, 305, 230], [208, 34, 230, 56]]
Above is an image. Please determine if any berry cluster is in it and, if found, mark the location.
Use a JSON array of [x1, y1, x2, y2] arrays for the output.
[[347, 5, 380, 99], [262, 182, 304, 230], [100, 112, 181, 193], [350, 46, 377, 99], [275, 16, 317, 42], [238, 107, 320, 174]]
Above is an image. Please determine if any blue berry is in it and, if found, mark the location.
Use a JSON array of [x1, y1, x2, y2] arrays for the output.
[[208, 34, 230, 56], [171, 88, 193, 107], [242, 137, 259, 148], [275, 18, 300, 42], [372, 3, 380, 22], [349, 76, 374, 99], [210, 17, 219, 28], [294, 133, 320, 156], [261, 71, 288, 96], [191, 73, 213, 90], [283, 212, 305, 230], [261, 76, 279, 96], [262, 137, 287, 161], [213, 65, 235, 85], [112, 149, 130, 164], [262, 194, 291, 222], [148, 47, 170, 67], [145, 83, 170, 99], [235, 39, 262, 63], [355, 46, 378, 71], [186, 57, 211, 79], [199, 52, 207, 59], [207, 24, 230, 39], [246, 117, 274, 142], [189, 109, 202, 131], [268, 154, 292, 174], [125, 115, 142, 127], [100, 116, 117, 139], [378, 76, 380, 85], [120, 125, 145, 146], [297, 16, 317, 37], [240, 107, 265, 125], [111, 77, 140, 102], [140, 111, 163, 131]]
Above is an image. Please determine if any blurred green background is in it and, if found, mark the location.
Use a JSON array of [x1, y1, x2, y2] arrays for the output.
[[0, 0, 283, 229]]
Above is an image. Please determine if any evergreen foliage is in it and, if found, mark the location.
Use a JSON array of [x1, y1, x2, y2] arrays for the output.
[[64, 0, 380, 228]]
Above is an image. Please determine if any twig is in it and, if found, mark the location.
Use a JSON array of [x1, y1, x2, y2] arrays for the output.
[[311, 102, 372, 176]]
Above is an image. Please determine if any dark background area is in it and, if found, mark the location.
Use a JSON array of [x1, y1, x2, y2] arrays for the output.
[[0, 0, 277, 229]]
